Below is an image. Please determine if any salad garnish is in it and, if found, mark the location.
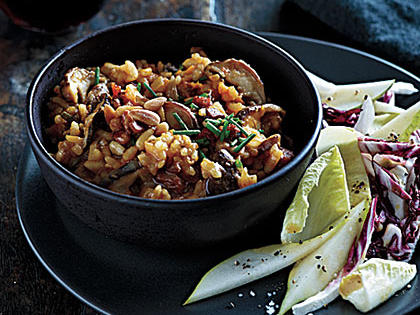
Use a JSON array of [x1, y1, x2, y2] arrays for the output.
[[183, 72, 419, 314]]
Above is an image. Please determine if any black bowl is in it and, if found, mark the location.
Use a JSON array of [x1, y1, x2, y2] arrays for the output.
[[26, 19, 321, 248]]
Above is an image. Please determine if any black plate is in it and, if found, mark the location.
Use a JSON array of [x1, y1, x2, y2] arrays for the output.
[[16, 33, 420, 315]]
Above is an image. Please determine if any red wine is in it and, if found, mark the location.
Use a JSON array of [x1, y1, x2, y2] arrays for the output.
[[0, 0, 105, 33]]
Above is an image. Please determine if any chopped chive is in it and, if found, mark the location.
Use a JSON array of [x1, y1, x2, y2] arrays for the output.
[[258, 129, 265, 133], [225, 113, 234, 122], [178, 64, 184, 71], [137, 82, 142, 93], [235, 159, 243, 169], [194, 138, 210, 145], [204, 121, 221, 137], [172, 112, 189, 130], [219, 120, 230, 142], [198, 76, 208, 82], [199, 93, 208, 97], [95, 67, 100, 85], [173, 130, 201, 136], [199, 149, 206, 160], [61, 111, 74, 122], [184, 97, 194, 105], [143, 82, 157, 98], [204, 118, 222, 126], [228, 118, 249, 137], [233, 133, 256, 153], [230, 139, 239, 146], [190, 103, 199, 110]]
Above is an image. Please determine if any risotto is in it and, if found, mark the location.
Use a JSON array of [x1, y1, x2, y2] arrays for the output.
[[45, 48, 294, 200]]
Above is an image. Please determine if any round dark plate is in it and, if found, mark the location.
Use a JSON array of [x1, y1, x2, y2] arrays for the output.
[[16, 33, 420, 315]]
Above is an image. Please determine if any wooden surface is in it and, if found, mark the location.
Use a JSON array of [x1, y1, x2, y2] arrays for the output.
[[0, 0, 418, 314]]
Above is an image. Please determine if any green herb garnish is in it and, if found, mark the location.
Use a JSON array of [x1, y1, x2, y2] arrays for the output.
[[95, 67, 100, 85], [173, 130, 201, 136], [190, 103, 199, 110], [235, 159, 243, 169], [204, 121, 221, 137], [143, 82, 157, 98], [230, 119, 249, 137], [233, 133, 256, 153], [172, 112, 189, 130], [194, 138, 210, 145], [137, 82, 142, 93], [230, 139, 239, 147], [198, 76, 208, 82], [204, 118, 222, 126], [219, 119, 230, 142], [228, 117, 249, 137], [184, 97, 194, 105], [199, 149, 206, 160], [258, 129, 265, 133]]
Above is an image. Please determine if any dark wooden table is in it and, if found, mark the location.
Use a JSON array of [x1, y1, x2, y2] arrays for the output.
[[0, 1, 418, 314]]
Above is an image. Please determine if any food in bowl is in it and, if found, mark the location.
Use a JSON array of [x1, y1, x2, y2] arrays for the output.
[[45, 48, 294, 200]]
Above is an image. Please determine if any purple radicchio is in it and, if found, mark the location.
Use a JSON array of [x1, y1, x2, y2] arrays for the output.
[[359, 134, 420, 261], [380, 90, 394, 104], [322, 104, 361, 127]]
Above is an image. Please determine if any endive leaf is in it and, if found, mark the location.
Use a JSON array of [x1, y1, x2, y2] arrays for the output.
[[339, 258, 417, 313], [354, 96, 375, 135], [280, 146, 350, 243], [371, 113, 400, 133], [291, 196, 377, 315], [316, 126, 371, 207], [307, 71, 395, 110], [279, 198, 370, 315], [373, 100, 405, 115], [183, 217, 346, 306], [371, 101, 420, 141]]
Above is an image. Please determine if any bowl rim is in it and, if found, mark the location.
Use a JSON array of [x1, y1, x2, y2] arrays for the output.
[[26, 18, 322, 205]]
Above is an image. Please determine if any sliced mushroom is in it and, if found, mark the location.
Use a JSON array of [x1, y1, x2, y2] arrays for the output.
[[237, 104, 285, 120], [83, 102, 108, 148], [61, 67, 95, 104], [163, 101, 198, 129], [205, 58, 266, 104], [237, 103, 285, 133], [258, 134, 281, 153], [206, 149, 239, 196], [277, 147, 294, 168], [87, 83, 110, 106], [210, 149, 236, 168], [109, 160, 141, 180], [99, 160, 141, 189], [108, 170, 139, 194]]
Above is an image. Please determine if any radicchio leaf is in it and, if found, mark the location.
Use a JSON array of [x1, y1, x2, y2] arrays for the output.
[[362, 136, 420, 262], [359, 137, 420, 159], [322, 104, 361, 127]]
